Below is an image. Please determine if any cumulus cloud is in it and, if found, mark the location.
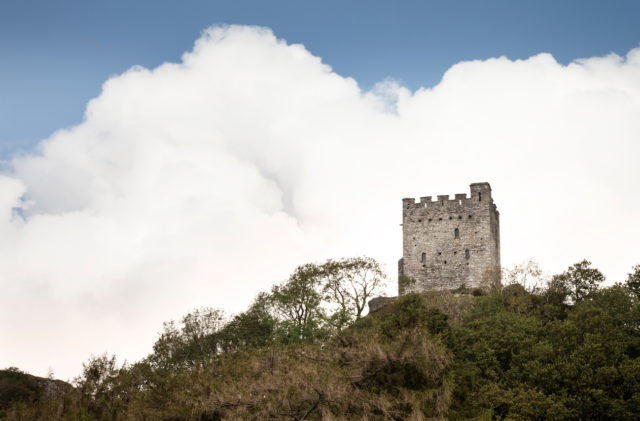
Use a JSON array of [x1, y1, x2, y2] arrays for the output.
[[1, 25, 639, 378]]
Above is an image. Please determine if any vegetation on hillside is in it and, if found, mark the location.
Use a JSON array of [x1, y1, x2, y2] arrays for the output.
[[3, 259, 640, 420]]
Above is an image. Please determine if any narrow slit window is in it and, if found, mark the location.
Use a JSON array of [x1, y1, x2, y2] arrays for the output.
[[454, 228, 460, 239], [465, 249, 470, 259], [478, 192, 482, 201], [421, 252, 426, 264]]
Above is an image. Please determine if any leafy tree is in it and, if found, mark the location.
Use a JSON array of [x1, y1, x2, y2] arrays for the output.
[[551, 259, 605, 304], [219, 292, 277, 352], [74, 354, 124, 419], [150, 307, 225, 369], [625, 264, 640, 299], [269, 263, 325, 342]]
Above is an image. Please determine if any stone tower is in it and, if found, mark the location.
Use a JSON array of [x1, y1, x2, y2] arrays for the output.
[[398, 182, 500, 294]]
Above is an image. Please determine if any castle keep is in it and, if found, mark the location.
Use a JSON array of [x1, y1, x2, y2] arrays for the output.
[[398, 182, 500, 294]]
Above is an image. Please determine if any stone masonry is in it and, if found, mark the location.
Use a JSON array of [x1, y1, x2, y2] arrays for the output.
[[398, 182, 500, 294]]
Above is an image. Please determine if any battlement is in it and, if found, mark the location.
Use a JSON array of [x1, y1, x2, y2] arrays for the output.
[[402, 183, 494, 214]]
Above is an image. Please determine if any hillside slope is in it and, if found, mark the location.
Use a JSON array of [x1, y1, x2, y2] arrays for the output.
[[3, 261, 640, 420]]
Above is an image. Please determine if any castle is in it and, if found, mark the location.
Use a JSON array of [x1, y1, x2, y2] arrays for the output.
[[398, 182, 500, 294]]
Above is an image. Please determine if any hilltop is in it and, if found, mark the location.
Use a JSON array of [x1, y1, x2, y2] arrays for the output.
[[2, 259, 640, 420]]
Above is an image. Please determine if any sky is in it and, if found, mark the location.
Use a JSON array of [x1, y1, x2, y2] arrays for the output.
[[1, 1, 640, 379]]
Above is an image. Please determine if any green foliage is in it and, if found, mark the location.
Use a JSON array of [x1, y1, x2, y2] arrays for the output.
[[149, 307, 225, 370], [447, 260, 640, 420], [0, 367, 81, 420], [266, 256, 388, 341], [625, 264, 640, 299], [551, 259, 605, 304], [269, 263, 326, 343], [0, 368, 41, 411], [74, 354, 127, 419], [378, 293, 449, 338], [218, 292, 277, 352], [398, 274, 416, 294]]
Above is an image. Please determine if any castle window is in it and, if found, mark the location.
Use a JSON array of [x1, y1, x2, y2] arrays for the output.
[[439, 217, 442, 221], [449, 216, 453, 220], [454, 228, 459, 239], [479, 192, 482, 201], [438, 252, 441, 255], [468, 215, 472, 219], [444, 260, 447, 264], [465, 249, 470, 259], [428, 218, 432, 222], [421, 252, 426, 264], [418, 219, 422, 222], [454, 251, 457, 255], [458, 216, 462, 220]]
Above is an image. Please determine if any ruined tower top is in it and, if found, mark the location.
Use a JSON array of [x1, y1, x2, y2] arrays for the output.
[[399, 182, 500, 294]]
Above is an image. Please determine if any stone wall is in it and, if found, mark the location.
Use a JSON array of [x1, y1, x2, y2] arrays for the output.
[[399, 182, 500, 294]]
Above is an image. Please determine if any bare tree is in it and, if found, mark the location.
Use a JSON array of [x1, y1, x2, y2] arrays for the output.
[[502, 259, 547, 293], [321, 257, 387, 327]]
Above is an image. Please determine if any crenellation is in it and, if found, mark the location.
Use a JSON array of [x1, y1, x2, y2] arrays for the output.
[[402, 198, 417, 209], [399, 182, 501, 294], [436, 194, 450, 204]]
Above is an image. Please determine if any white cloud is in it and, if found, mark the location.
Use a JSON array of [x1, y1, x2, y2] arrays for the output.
[[1, 25, 639, 378]]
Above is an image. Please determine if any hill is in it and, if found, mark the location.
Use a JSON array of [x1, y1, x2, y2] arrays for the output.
[[3, 259, 640, 420], [0, 368, 72, 418]]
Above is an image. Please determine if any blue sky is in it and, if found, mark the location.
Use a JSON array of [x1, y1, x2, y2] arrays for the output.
[[1, 0, 639, 157]]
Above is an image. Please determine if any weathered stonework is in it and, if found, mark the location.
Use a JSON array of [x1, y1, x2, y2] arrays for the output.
[[368, 296, 396, 313], [398, 182, 500, 294]]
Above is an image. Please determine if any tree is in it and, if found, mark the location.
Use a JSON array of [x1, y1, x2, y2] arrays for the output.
[[269, 263, 325, 342], [550, 259, 605, 304], [150, 307, 225, 369], [219, 292, 277, 352], [625, 265, 640, 299], [321, 257, 387, 331], [75, 354, 125, 419], [502, 259, 547, 293]]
